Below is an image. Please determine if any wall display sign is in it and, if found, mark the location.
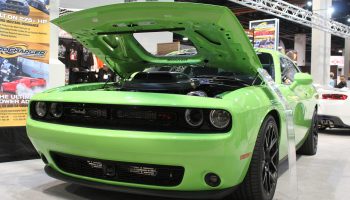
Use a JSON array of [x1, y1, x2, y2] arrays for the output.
[[0, 1, 50, 127], [244, 29, 254, 45], [330, 56, 344, 67], [249, 19, 279, 50]]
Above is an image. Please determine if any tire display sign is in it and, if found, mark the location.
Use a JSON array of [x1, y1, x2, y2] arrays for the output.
[[249, 19, 279, 50], [0, 0, 50, 127]]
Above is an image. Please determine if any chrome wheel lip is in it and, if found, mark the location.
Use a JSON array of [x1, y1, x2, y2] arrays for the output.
[[262, 123, 279, 195]]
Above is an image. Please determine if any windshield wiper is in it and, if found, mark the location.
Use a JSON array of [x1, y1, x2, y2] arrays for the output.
[[192, 75, 250, 86]]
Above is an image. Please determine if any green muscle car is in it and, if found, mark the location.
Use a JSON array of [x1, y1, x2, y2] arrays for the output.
[[26, 2, 318, 200]]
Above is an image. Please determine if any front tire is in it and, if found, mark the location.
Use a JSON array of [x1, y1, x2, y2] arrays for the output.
[[233, 115, 279, 200], [297, 109, 318, 155]]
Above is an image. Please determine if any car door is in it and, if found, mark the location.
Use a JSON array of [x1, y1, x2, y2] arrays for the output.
[[273, 55, 311, 145]]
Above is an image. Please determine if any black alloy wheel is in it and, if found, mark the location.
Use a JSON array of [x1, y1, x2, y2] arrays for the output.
[[262, 123, 279, 196], [297, 109, 318, 155], [312, 113, 318, 153], [233, 115, 279, 200]]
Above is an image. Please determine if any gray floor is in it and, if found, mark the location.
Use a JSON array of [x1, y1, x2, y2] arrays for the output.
[[0, 129, 349, 200]]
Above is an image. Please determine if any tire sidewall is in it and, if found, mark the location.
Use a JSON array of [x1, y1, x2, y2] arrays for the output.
[[259, 116, 279, 200], [310, 109, 318, 153]]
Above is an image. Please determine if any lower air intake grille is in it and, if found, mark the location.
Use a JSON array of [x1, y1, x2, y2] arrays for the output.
[[51, 152, 184, 187]]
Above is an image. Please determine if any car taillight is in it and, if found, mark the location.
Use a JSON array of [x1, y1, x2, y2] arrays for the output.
[[322, 94, 348, 100]]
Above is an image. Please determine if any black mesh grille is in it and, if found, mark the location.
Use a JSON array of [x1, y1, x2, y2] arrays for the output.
[[51, 152, 185, 187], [30, 102, 231, 133]]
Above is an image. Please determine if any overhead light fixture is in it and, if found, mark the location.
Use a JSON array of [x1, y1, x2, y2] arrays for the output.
[[183, 37, 189, 41], [307, 1, 312, 7], [338, 49, 343, 53]]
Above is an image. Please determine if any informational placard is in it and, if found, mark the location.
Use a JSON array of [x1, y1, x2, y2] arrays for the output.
[[249, 19, 279, 50], [0, 1, 50, 127]]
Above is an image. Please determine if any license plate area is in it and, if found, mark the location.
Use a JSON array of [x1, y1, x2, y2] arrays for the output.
[[52, 152, 184, 186]]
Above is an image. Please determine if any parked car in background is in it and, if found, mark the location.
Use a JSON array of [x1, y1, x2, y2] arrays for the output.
[[0, 0, 30, 15], [0, 76, 46, 93], [317, 86, 350, 130]]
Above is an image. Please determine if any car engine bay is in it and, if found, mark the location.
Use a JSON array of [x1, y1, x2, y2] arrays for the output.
[[114, 71, 252, 98]]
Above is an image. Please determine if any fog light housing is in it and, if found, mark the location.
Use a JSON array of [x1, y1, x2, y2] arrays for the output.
[[35, 102, 47, 118], [205, 173, 221, 187]]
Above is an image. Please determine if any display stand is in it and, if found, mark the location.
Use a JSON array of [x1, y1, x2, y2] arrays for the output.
[[258, 69, 298, 200]]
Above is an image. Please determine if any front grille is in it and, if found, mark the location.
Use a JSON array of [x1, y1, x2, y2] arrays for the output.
[[30, 102, 231, 133], [51, 152, 184, 187]]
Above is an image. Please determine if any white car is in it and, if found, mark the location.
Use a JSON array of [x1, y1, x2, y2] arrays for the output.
[[317, 85, 350, 130]]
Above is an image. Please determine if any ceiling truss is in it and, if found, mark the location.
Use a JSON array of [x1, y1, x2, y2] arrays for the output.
[[229, 0, 350, 38]]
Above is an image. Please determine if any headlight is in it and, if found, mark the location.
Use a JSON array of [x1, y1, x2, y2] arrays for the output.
[[209, 110, 231, 129], [185, 109, 203, 127], [50, 103, 63, 118], [35, 102, 47, 117]]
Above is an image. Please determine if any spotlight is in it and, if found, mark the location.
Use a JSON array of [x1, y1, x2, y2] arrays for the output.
[[307, 1, 312, 7], [328, 7, 334, 15], [182, 37, 189, 41], [347, 18, 350, 23]]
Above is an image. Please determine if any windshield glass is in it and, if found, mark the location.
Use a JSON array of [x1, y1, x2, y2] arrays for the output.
[[134, 32, 197, 56]]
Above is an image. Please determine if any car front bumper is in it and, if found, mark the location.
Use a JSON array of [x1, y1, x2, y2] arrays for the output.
[[44, 165, 237, 199], [27, 119, 250, 194]]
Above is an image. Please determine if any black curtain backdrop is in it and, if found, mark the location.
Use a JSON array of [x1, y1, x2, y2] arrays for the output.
[[0, 127, 39, 162]]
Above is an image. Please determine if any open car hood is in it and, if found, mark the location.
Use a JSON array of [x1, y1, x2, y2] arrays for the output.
[[52, 2, 261, 78]]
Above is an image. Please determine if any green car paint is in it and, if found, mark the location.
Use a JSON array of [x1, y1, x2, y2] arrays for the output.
[[51, 2, 261, 78], [256, 48, 316, 144], [26, 2, 317, 197]]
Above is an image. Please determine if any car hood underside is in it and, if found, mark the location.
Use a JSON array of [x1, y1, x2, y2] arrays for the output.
[[52, 2, 261, 78]]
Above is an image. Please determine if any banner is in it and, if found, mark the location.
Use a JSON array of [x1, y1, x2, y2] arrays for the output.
[[0, 0, 50, 127], [330, 56, 344, 67], [249, 19, 279, 50], [244, 29, 254, 45]]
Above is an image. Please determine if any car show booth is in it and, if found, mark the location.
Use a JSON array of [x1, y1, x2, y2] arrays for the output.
[[0, 1, 350, 200]]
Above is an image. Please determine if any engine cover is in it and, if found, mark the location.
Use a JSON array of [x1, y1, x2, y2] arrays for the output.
[[120, 72, 196, 94]]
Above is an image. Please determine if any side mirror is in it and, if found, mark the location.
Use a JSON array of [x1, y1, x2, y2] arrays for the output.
[[290, 73, 313, 90]]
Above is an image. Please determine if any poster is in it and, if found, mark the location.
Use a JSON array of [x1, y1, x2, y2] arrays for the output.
[[244, 29, 254, 45], [249, 19, 279, 50], [0, 0, 50, 127]]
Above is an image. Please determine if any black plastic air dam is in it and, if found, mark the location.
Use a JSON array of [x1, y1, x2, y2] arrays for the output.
[[51, 152, 184, 187], [44, 166, 237, 199]]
